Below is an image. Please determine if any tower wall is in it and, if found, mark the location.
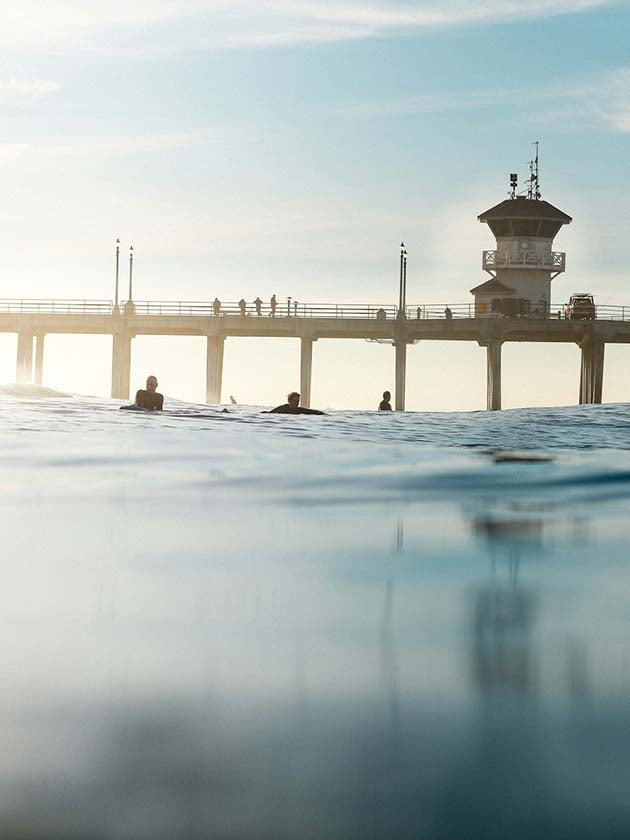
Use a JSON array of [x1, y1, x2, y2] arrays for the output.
[[495, 237, 554, 259], [495, 269, 551, 310]]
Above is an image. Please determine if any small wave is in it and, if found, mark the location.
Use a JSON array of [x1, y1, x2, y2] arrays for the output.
[[0, 383, 73, 398]]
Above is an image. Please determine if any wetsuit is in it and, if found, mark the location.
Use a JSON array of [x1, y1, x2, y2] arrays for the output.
[[268, 403, 324, 415], [378, 400, 392, 411], [135, 389, 164, 411]]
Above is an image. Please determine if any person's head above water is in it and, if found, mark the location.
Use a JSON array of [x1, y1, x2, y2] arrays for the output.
[[287, 392, 300, 408], [146, 375, 158, 392], [383, 390, 391, 401]]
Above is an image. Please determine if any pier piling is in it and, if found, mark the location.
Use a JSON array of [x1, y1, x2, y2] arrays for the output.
[[300, 337, 314, 409], [206, 335, 225, 404], [16, 333, 34, 384], [35, 335, 45, 385], [486, 340, 502, 411], [111, 332, 132, 399], [395, 341, 407, 411], [579, 338, 605, 405]]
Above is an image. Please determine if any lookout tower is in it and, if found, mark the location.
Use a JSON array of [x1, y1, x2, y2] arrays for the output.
[[471, 152, 572, 317]]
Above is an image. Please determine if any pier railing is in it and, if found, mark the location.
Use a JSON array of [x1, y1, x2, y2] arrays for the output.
[[126, 301, 400, 319], [1, 298, 630, 322], [0, 299, 113, 314]]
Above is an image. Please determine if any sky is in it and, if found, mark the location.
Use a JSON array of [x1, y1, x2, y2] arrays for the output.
[[1, 0, 630, 409]]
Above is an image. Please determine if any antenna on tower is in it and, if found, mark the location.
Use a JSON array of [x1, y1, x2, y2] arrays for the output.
[[527, 141, 541, 200], [509, 172, 518, 199]]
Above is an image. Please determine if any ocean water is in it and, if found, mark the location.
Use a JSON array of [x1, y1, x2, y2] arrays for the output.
[[2, 387, 630, 839]]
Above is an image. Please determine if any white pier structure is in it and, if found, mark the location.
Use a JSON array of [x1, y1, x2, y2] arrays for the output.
[[3, 298, 630, 410]]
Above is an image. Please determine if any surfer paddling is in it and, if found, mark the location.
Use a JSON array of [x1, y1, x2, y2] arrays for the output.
[[135, 375, 164, 411], [266, 392, 325, 415]]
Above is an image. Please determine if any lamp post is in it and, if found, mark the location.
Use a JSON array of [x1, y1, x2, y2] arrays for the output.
[[398, 241, 408, 316], [114, 238, 120, 312], [128, 245, 134, 302]]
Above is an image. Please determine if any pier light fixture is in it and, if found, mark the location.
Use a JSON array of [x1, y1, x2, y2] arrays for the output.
[[114, 238, 120, 310], [398, 242, 408, 314], [128, 245, 134, 302]]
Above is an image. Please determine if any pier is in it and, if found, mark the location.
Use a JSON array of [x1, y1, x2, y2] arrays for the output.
[[2, 298, 629, 409]]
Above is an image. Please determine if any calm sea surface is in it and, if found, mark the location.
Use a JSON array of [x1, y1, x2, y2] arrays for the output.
[[2, 388, 630, 839]]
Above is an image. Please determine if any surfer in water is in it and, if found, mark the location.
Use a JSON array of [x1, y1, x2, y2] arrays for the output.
[[378, 390, 392, 411], [135, 375, 164, 411], [267, 392, 325, 415]]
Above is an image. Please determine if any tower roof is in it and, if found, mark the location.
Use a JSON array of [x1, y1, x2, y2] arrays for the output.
[[478, 196, 572, 225], [470, 277, 515, 295]]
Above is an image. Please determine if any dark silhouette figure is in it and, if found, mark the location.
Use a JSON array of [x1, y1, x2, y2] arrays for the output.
[[239, 298, 247, 316], [135, 375, 164, 411], [444, 306, 453, 320], [379, 390, 392, 411], [376, 308, 387, 322], [416, 306, 422, 319], [212, 297, 221, 316], [267, 392, 325, 415], [270, 294, 277, 317], [254, 297, 263, 316]]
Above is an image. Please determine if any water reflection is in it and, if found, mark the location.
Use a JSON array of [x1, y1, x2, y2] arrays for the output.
[[4, 500, 630, 839], [379, 519, 402, 737], [471, 513, 540, 694]]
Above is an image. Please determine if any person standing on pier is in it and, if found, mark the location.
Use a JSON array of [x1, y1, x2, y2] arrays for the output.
[[213, 297, 221, 316], [270, 294, 277, 317], [254, 297, 263, 316], [378, 391, 392, 411], [444, 306, 453, 320], [239, 298, 247, 316]]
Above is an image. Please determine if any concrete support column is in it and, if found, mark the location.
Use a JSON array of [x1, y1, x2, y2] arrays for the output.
[[34, 335, 45, 385], [111, 332, 132, 399], [580, 339, 605, 405], [16, 333, 34, 384], [300, 338, 314, 408], [579, 344, 590, 405], [593, 341, 605, 404], [486, 340, 502, 411], [206, 335, 225, 404], [395, 341, 407, 411]]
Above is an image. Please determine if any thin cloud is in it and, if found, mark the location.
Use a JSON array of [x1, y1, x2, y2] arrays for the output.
[[346, 90, 512, 117], [584, 67, 630, 133], [0, 0, 616, 54], [342, 66, 630, 135], [0, 130, 213, 165], [0, 78, 60, 98], [532, 67, 630, 134]]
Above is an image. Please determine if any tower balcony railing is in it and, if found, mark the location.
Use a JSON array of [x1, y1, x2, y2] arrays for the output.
[[483, 250, 565, 272]]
